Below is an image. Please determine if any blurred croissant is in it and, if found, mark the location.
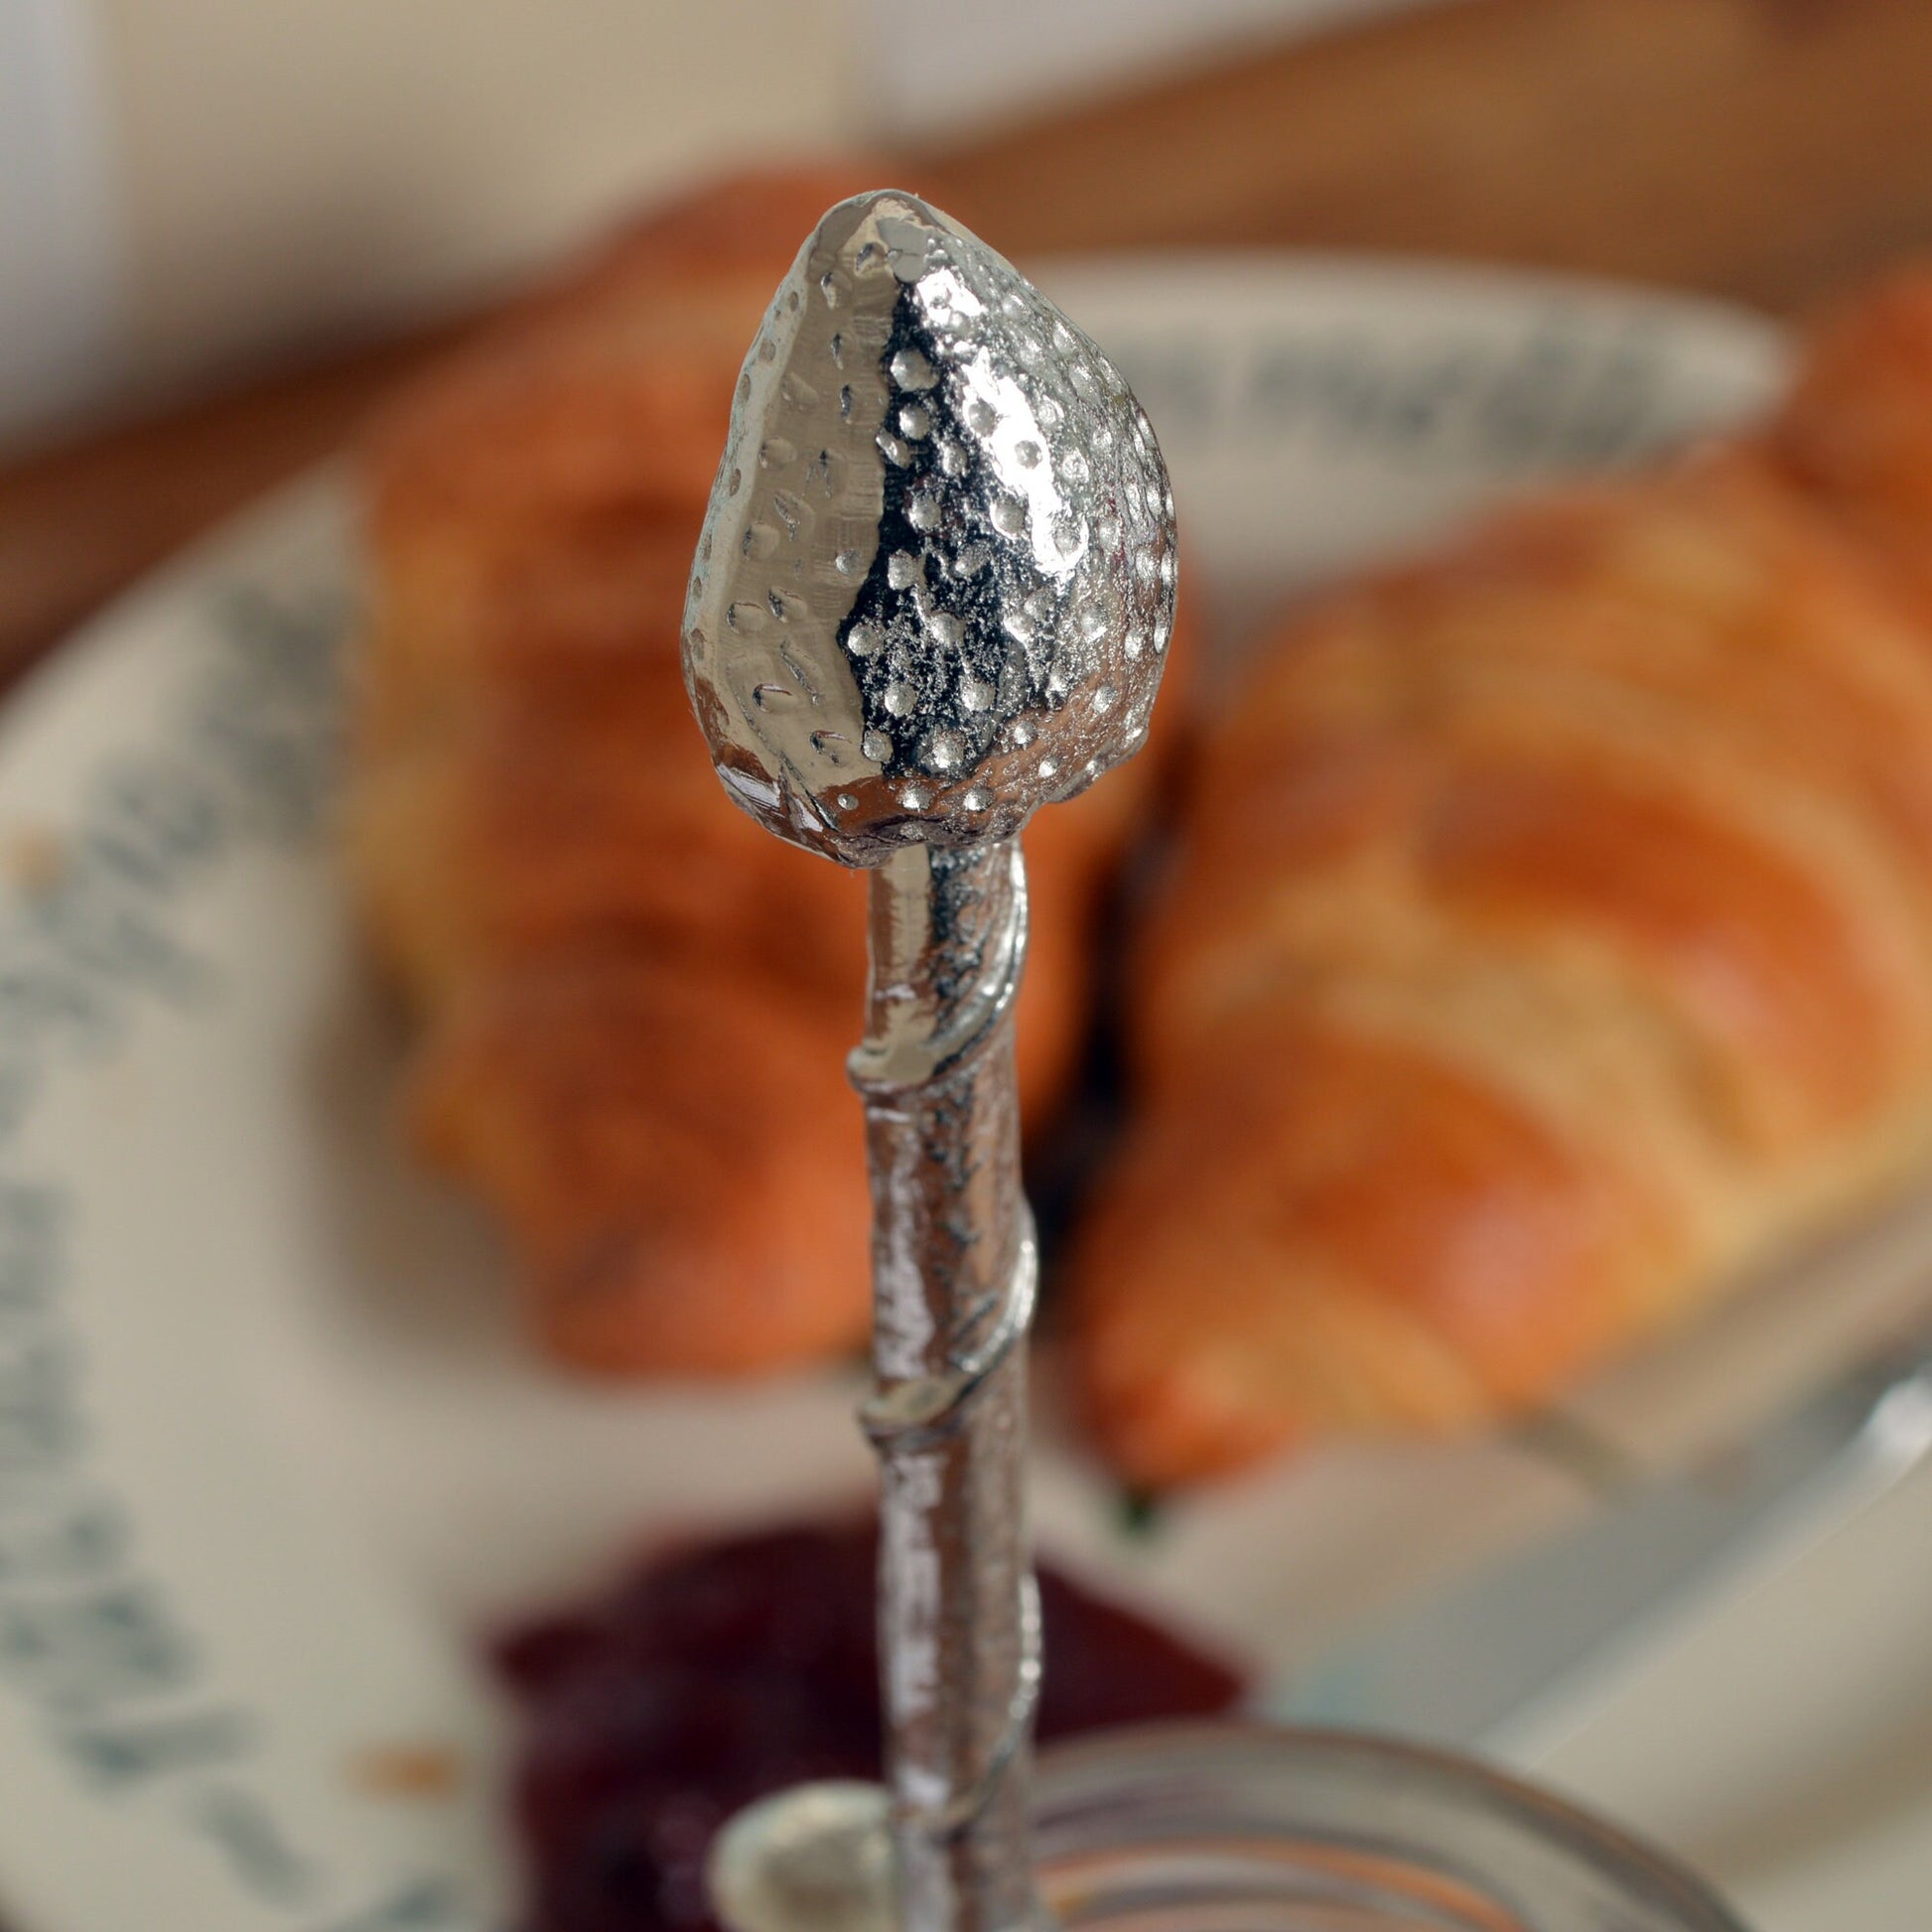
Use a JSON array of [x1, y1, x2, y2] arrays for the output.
[[1070, 273, 1932, 1485], [346, 167, 1189, 1375]]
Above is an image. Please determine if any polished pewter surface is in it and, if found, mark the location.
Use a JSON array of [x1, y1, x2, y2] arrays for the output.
[[683, 190, 1177, 865], [851, 837, 1040, 1932], [685, 191, 1176, 1932]]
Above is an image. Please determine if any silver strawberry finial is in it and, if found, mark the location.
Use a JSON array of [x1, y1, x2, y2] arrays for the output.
[[683, 190, 1176, 863]]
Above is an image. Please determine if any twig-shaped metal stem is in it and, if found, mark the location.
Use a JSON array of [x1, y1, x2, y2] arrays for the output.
[[850, 839, 1042, 1932]]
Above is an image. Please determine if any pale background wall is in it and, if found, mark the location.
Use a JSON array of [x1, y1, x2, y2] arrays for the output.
[[0, 0, 1440, 453], [0, 0, 122, 443], [85, 0, 856, 404]]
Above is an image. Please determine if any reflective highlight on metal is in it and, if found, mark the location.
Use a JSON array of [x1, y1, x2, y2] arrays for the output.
[[685, 191, 1177, 1932], [851, 838, 1040, 1932], [683, 189, 1177, 863]]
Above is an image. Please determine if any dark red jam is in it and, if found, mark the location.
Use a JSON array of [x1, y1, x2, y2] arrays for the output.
[[495, 1520, 1245, 1932]]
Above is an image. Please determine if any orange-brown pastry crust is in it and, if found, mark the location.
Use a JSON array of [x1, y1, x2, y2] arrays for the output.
[[1771, 267, 1932, 629], [347, 166, 1190, 1377], [410, 953, 875, 1376], [1071, 327, 1932, 1483]]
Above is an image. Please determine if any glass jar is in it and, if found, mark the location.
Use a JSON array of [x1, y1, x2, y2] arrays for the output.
[[1031, 1723, 1747, 1932], [711, 1723, 1747, 1932]]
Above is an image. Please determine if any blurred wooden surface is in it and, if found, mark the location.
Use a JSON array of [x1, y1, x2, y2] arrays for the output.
[[926, 0, 1932, 307], [5, 0, 1932, 680]]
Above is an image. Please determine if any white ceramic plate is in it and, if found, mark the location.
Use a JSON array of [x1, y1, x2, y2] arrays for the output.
[[0, 258, 1816, 1932]]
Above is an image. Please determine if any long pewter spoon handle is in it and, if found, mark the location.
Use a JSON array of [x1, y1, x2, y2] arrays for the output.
[[852, 839, 1040, 1932], [684, 188, 1178, 1932]]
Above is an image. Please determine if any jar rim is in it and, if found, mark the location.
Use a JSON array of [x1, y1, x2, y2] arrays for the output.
[[1030, 1721, 1748, 1932]]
